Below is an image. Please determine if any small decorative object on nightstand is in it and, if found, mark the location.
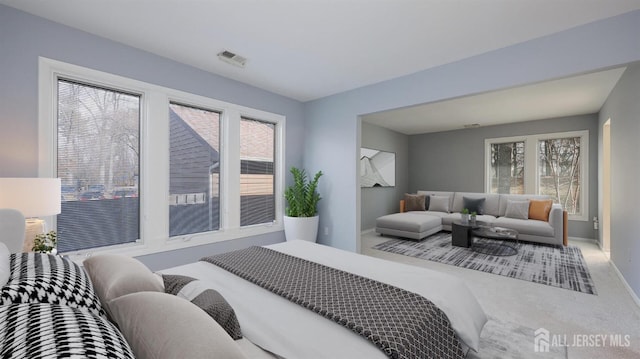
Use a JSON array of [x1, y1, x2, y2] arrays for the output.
[[470, 211, 477, 226], [33, 230, 58, 255]]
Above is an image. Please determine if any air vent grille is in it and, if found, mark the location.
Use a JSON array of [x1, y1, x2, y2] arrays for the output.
[[217, 50, 247, 68]]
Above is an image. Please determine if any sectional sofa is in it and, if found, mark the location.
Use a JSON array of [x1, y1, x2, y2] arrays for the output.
[[375, 190, 567, 246]]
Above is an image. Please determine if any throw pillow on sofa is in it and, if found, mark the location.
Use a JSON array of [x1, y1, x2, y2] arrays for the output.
[[504, 200, 530, 220], [428, 195, 450, 213], [529, 199, 553, 221], [462, 197, 485, 215], [403, 193, 426, 211]]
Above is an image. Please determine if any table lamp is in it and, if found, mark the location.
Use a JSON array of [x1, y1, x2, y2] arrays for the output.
[[0, 178, 61, 252]]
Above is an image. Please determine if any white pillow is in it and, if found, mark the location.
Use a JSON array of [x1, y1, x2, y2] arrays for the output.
[[428, 195, 450, 213], [0, 242, 10, 287], [504, 200, 530, 220]]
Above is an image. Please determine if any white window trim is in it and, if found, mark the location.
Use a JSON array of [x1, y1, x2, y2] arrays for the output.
[[38, 57, 285, 260], [484, 130, 589, 221]]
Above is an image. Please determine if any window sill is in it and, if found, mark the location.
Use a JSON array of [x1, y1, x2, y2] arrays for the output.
[[64, 223, 284, 264]]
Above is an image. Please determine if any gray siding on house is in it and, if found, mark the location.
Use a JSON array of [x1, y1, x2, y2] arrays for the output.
[[408, 114, 599, 239]]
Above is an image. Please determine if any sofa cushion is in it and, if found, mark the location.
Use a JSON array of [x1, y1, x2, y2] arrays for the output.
[[451, 193, 500, 216], [498, 194, 551, 217], [504, 200, 530, 220], [403, 193, 426, 211], [462, 197, 486, 215], [493, 217, 554, 237], [428, 195, 450, 212], [529, 199, 554, 222], [376, 212, 441, 233], [417, 191, 454, 210]]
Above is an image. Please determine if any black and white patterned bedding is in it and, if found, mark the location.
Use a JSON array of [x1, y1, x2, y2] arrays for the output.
[[0, 303, 134, 359], [1, 253, 105, 317], [202, 246, 465, 359]]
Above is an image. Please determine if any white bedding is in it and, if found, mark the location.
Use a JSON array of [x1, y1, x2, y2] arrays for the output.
[[161, 240, 487, 359]]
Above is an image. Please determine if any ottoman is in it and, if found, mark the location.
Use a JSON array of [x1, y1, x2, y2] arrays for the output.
[[375, 212, 442, 240]]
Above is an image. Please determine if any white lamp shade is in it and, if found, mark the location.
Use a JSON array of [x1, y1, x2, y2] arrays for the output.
[[0, 178, 61, 217]]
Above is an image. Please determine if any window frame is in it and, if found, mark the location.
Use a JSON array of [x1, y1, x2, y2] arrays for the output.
[[39, 57, 286, 259], [484, 130, 589, 221]]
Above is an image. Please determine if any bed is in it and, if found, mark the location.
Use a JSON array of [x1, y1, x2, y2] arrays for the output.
[[0, 240, 487, 359], [161, 240, 488, 359]]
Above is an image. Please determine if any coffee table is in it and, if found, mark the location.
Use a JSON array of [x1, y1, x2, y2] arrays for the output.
[[471, 225, 519, 256]]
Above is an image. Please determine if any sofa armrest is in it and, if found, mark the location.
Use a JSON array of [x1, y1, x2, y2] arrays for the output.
[[399, 200, 406, 213], [547, 204, 565, 246]]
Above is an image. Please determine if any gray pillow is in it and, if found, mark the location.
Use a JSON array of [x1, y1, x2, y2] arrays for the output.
[[428, 195, 450, 213], [463, 196, 486, 215], [163, 274, 242, 340], [83, 254, 164, 317], [109, 292, 247, 359], [504, 200, 530, 220], [403, 193, 426, 211]]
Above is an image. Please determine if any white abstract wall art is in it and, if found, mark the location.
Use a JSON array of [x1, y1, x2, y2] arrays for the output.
[[360, 148, 395, 188]]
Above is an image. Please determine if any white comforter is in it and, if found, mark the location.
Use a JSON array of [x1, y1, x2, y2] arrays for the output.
[[161, 240, 487, 359]]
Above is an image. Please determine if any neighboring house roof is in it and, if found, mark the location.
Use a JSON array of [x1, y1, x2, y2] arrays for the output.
[[170, 105, 274, 162]]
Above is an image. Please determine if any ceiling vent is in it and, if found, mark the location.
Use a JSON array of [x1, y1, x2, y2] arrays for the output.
[[463, 123, 480, 129], [217, 50, 247, 68]]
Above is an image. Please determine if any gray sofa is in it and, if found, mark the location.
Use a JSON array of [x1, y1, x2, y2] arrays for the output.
[[375, 190, 567, 246]]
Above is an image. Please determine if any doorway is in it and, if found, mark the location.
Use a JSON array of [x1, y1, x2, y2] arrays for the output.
[[603, 119, 611, 256]]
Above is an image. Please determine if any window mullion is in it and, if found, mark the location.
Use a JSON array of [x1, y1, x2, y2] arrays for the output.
[[144, 91, 169, 248], [223, 109, 241, 230], [524, 138, 537, 195]]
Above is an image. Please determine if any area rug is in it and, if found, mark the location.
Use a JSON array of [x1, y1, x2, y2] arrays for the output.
[[372, 232, 597, 295], [471, 317, 567, 359]]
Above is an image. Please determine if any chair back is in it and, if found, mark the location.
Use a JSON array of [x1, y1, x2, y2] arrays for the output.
[[0, 208, 26, 253]]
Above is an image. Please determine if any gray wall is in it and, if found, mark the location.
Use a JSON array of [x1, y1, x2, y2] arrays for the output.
[[408, 115, 599, 239], [0, 5, 305, 268], [598, 62, 640, 301], [304, 10, 640, 252], [360, 122, 409, 231]]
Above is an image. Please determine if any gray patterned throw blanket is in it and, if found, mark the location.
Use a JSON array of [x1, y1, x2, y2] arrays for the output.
[[201, 246, 465, 359]]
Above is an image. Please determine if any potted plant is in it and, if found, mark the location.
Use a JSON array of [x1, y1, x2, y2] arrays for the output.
[[461, 208, 470, 225], [284, 167, 323, 242], [32, 230, 58, 255], [470, 211, 478, 226]]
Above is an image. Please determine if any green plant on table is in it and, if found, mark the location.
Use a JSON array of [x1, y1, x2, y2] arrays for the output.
[[284, 167, 323, 217], [462, 208, 469, 215], [32, 231, 57, 254]]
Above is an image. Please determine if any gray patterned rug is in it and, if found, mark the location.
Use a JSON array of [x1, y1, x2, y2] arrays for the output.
[[373, 232, 597, 295]]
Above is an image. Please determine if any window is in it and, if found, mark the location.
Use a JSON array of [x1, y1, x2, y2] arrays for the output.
[[169, 103, 221, 236], [485, 131, 588, 220], [240, 117, 275, 226], [488, 141, 525, 194], [56, 79, 140, 252], [538, 137, 582, 215], [39, 57, 285, 257]]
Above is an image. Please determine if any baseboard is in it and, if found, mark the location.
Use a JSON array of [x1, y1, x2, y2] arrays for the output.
[[361, 228, 376, 235], [567, 236, 597, 243], [609, 260, 640, 309]]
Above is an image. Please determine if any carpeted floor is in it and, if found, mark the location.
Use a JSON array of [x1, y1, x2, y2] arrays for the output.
[[470, 317, 567, 359], [372, 231, 597, 295]]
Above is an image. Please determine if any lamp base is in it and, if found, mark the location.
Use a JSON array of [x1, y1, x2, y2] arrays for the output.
[[24, 219, 45, 252]]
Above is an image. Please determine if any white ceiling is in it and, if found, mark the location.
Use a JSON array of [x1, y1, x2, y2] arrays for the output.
[[363, 67, 627, 135], [2, 0, 640, 103]]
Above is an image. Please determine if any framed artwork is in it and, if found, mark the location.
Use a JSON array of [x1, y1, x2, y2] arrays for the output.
[[360, 148, 395, 188]]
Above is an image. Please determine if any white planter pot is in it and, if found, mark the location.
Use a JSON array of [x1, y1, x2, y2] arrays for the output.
[[283, 215, 319, 243]]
